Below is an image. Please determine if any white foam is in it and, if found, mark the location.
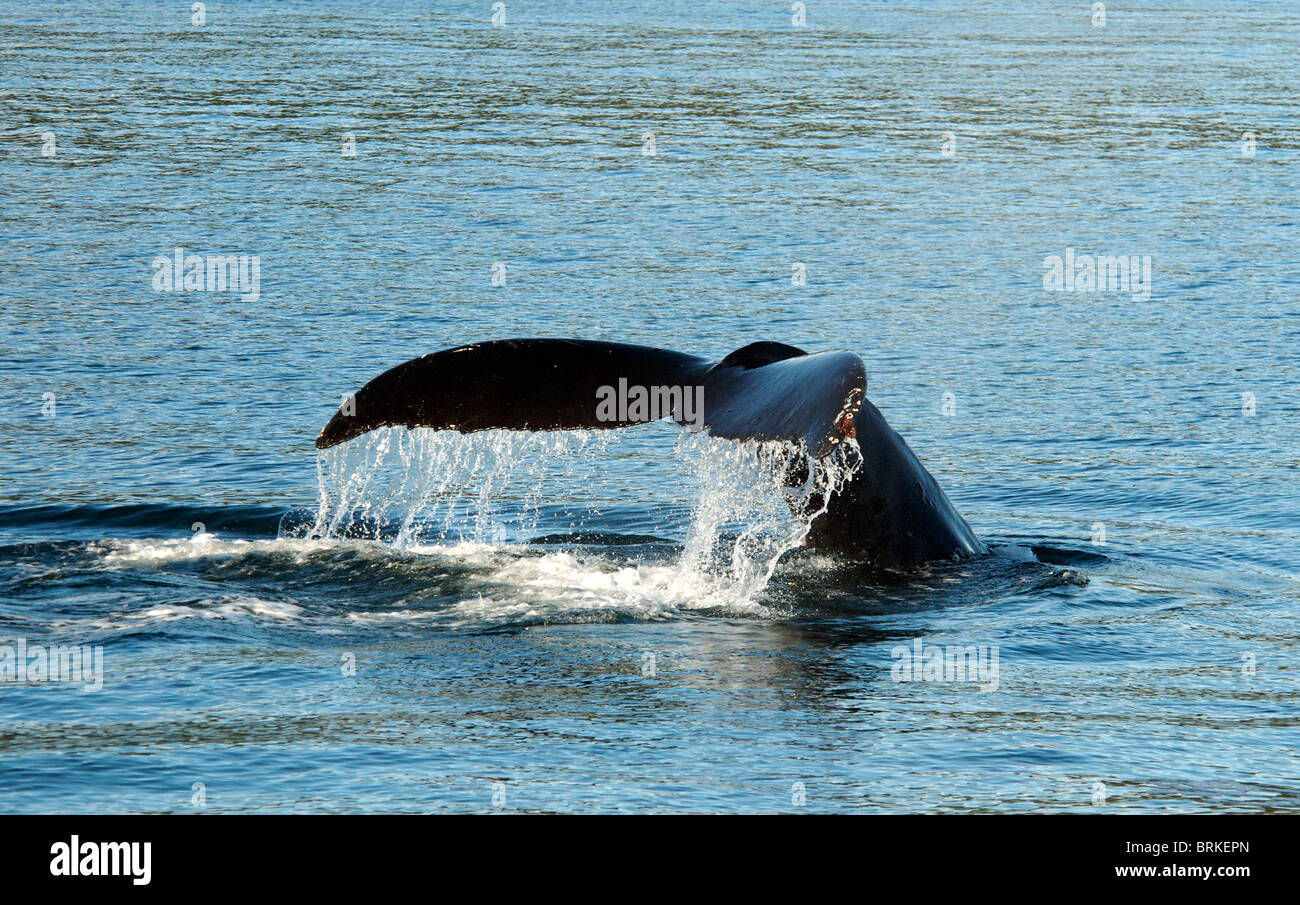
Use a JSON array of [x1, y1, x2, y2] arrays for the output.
[[129, 597, 304, 622], [97, 535, 345, 565], [31, 594, 306, 637], [479, 550, 769, 617]]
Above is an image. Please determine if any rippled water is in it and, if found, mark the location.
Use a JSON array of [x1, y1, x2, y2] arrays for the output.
[[1, 1, 1297, 813]]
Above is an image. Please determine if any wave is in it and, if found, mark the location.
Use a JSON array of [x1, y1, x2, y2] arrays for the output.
[[0, 502, 288, 538]]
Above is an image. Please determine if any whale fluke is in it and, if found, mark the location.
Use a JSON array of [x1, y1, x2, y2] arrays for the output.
[[315, 339, 863, 456], [315, 339, 984, 569]]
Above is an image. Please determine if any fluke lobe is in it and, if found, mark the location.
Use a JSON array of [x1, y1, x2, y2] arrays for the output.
[[315, 339, 985, 570]]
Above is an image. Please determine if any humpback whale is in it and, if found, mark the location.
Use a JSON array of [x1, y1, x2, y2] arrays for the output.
[[315, 339, 985, 570]]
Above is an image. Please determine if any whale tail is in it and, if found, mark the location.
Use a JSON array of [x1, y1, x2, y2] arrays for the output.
[[315, 338, 864, 457], [314, 338, 983, 568]]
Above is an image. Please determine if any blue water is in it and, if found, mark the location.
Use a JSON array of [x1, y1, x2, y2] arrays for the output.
[[2, 0, 1298, 813]]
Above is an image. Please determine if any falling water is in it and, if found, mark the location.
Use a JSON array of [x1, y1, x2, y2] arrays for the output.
[[301, 427, 618, 546], [294, 426, 862, 604], [676, 433, 862, 601]]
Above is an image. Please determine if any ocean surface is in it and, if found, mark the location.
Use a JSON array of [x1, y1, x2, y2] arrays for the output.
[[1, 0, 1297, 813]]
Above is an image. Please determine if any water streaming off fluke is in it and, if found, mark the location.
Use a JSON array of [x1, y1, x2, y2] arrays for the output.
[[290, 426, 862, 605]]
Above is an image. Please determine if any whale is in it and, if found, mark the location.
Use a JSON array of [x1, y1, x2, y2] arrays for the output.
[[315, 339, 985, 570]]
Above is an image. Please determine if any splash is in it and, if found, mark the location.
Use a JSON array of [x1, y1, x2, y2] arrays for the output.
[[300, 427, 617, 546], [676, 433, 861, 601], [294, 426, 861, 605]]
